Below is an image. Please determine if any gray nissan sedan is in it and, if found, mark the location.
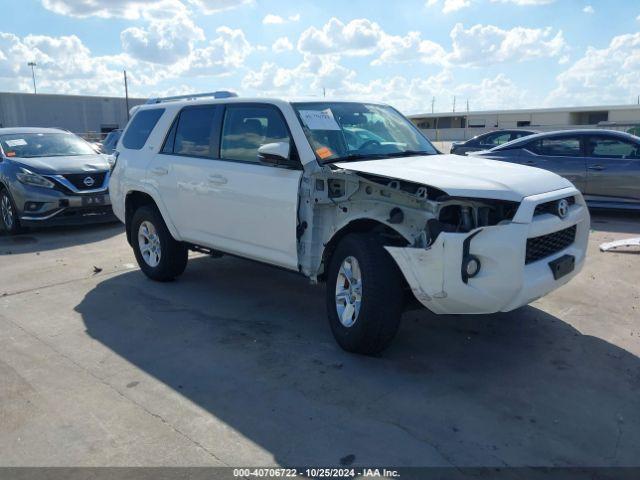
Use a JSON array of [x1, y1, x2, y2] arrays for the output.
[[0, 128, 115, 234], [470, 129, 640, 210]]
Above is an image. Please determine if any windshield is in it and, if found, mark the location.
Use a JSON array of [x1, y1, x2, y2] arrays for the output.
[[292, 102, 438, 163], [0, 133, 96, 158]]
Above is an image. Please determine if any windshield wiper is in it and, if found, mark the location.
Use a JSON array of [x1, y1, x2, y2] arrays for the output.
[[325, 150, 435, 164]]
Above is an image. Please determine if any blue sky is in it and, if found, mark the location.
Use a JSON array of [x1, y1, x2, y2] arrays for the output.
[[0, 0, 639, 113]]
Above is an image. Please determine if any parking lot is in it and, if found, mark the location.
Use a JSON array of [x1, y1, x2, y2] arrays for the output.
[[0, 212, 639, 467]]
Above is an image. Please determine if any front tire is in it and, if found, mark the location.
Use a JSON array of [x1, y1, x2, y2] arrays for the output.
[[0, 187, 22, 235], [131, 205, 188, 281], [326, 234, 404, 355]]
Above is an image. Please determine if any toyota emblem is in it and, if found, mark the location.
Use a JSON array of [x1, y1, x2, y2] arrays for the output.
[[557, 198, 569, 219], [83, 176, 95, 187]]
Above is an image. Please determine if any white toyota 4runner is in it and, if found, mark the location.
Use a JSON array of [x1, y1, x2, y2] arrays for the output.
[[110, 92, 590, 355]]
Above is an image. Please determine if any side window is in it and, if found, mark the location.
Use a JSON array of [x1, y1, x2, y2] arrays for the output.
[[220, 105, 291, 163], [490, 132, 513, 146], [588, 136, 640, 159], [528, 137, 582, 157], [122, 109, 165, 150], [172, 106, 219, 158], [512, 131, 530, 140]]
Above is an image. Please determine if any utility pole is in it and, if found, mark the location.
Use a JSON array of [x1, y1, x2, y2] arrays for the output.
[[452, 95, 456, 113], [123, 70, 130, 121], [27, 62, 37, 94], [322, 87, 326, 98], [431, 96, 435, 114]]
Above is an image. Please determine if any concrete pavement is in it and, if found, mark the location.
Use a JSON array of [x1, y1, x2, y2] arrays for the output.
[[0, 213, 639, 467]]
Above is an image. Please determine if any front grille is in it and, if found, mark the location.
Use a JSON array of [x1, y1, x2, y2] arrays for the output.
[[62, 172, 107, 191], [525, 225, 577, 264], [534, 196, 576, 217]]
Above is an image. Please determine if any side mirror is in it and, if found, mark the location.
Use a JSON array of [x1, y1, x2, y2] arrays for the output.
[[257, 142, 295, 167]]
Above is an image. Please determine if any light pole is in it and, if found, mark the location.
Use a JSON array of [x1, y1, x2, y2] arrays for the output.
[[27, 62, 37, 94]]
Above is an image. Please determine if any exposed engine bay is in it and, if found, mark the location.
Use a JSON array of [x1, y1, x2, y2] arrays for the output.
[[296, 168, 521, 280]]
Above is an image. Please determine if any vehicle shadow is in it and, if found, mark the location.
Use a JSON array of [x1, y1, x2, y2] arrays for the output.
[[0, 221, 123, 255], [76, 255, 640, 467], [589, 209, 640, 235]]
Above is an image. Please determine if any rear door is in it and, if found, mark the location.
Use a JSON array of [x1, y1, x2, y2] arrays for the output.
[[584, 134, 640, 205], [518, 135, 587, 191]]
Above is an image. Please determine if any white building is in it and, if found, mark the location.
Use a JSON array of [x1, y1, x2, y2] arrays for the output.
[[409, 104, 640, 141]]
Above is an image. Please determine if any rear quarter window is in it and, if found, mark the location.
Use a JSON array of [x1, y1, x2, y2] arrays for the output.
[[122, 109, 165, 150]]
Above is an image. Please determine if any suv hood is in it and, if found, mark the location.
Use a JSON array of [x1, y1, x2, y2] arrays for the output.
[[11, 154, 110, 175], [334, 154, 572, 202]]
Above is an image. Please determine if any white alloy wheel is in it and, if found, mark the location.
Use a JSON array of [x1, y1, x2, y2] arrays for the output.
[[138, 220, 162, 268], [335, 255, 363, 328]]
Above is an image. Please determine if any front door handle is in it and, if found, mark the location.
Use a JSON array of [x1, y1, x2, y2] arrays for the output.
[[588, 165, 605, 171], [208, 174, 228, 185], [151, 167, 168, 176], [524, 160, 536, 165]]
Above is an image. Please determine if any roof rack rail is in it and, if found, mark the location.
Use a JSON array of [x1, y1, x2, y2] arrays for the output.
[[145, 91, 238, 104]]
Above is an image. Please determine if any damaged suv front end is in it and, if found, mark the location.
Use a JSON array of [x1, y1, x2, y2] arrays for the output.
[[292, 102, 589, 317]]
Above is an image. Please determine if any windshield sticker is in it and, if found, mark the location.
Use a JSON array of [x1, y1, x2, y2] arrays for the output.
[[299, 109, 341, 131], [5, 139, 27, 147], [315, 146, 334, 159]]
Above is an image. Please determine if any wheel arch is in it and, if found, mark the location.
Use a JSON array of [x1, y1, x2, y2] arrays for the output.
[[318, 217, 410, 282], [124, 190, 180, 246]]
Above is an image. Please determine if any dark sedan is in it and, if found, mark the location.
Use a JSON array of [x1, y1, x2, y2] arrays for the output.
[[450, 129, 537, 155], [470, 129, 640, 210], [0, 127, 115, 234]]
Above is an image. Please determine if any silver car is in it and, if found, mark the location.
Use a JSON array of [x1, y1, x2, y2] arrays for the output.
[[0, 127, 115, 234], [470, 129, 640, 210]]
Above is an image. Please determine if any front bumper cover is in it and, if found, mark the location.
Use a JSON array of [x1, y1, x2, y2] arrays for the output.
[[386, 187, 590, 315]]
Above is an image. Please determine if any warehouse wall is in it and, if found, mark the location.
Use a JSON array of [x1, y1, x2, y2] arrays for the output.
[[0, 92, 146, 137]]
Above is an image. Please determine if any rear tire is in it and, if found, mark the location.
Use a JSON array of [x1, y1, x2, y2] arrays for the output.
[[0, 187, 22, 235], [131, 205, 188, 281], [326, 234, 404, 355]]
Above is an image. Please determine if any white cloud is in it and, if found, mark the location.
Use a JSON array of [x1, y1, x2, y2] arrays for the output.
[[548, 32, 640, 106], [373, 31, 446, 65], [41, 0, 188, 19], [120, 14, 204, 64], [184, 26, 252, 75], [272, 37, 293, 53], [41, 0, 250, 17], [296, 18, 565, 68], [583, 5, 594, 13], [490, 0, 554, 4], [298, 18, 384, 56], [448, 23, 567, 65], [186, 0, 252, 14], [263, 14, 285, 24], [263, 13, 301, 24], [426, 0, 472, 13]]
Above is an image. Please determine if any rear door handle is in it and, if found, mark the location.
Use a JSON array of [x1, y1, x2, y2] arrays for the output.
[[208, 174, 228, 185], [588, 165, 605, 171], [151, 167, 168, 176]]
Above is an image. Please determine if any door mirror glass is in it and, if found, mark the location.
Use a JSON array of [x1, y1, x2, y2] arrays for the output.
[[258, 142, 291, 165]]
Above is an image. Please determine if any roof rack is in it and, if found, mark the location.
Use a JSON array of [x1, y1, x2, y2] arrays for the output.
[[145, 91, 238, 104]]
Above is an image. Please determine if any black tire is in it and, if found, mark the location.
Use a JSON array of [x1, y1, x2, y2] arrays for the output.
[[131, 205, 188, 282], [326, 233, 404, 355], [0, 187, 22, 235]]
